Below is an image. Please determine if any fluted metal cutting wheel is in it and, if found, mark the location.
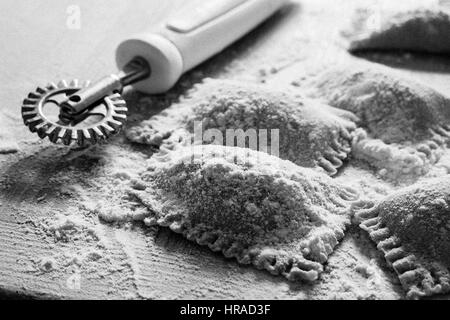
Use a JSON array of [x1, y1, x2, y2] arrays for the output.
[[22, 80, 128, 147]]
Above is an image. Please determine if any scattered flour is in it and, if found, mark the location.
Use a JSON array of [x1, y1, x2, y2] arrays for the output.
[[95, 202, 148, 223], [43, 213, 100, 242], [36, 256, 57, 273], [352, 129, 438, 179], [2, 0, 450, 300], [0, 139, 19, 154]]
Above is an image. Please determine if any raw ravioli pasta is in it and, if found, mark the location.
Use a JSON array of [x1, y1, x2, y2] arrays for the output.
[[130, 145, 359, 282], [301, 62, 450, 177], [356, 176, 450, 298], [126, 79, 357, 176], [347, 8, 450, 54]]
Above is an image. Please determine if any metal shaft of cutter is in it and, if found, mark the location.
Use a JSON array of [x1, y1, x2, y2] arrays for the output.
[[59, 57, 150, 120]]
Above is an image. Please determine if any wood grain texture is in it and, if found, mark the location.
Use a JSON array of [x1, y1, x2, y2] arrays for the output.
[[0, 0, 305, 300], [0, 0, 184, 299], [2, 0, 448, 300]]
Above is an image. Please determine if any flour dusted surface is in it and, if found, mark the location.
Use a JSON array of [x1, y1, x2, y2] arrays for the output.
[[2, 0, 450, 300]]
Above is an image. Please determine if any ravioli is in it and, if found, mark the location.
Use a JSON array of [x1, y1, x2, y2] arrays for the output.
[[355, 176, 450, 299], [347, 8, 450, 54], [126, 79, 357, 176], [301, 62, 450, 177], [130, 145, 359, 282]]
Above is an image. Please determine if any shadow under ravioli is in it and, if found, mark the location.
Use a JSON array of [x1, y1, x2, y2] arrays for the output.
[[131, 145, 359, 282]]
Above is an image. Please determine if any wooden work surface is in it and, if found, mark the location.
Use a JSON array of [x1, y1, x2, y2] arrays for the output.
[[0, 0, 315, 300], [1, 0, 450, 300]]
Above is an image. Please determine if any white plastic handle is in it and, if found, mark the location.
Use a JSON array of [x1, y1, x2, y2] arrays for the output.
[[116, 0, 289, 94]]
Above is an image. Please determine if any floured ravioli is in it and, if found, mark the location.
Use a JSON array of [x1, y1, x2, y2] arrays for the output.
[[300, 62, 450, 178], [129, 145, 359, 282], [346, 8, 450, 54], [126, 79, 357, 176], [355, 176, 450, 299]]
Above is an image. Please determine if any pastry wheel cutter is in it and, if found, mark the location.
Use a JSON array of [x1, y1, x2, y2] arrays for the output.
[[22, 0, 288, 147]]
